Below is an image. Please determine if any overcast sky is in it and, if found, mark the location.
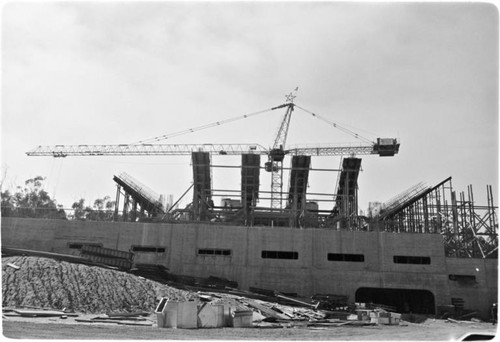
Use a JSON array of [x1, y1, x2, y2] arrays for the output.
[[2, 1, 498, 212]]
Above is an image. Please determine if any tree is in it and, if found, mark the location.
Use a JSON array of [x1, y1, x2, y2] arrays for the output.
[[71, 198, 89, 220], [71, 196, 115, 221], [91, 196, 116, 221], [1, 189, 15, 217], [0, 176, 66, 219]]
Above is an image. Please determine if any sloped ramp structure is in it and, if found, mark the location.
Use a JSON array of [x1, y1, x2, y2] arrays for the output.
[[241, 153, 261, 225], [192, 151, 213, 221], [287, 155, 311, 227], [332, 158, 362, 227], [113, 172, 165, 221]]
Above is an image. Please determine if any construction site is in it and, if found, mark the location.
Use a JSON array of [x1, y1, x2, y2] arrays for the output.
[[2, 92, 498, 337]]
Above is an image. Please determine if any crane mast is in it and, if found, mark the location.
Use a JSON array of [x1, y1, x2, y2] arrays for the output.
[[266, 90, 296, 209]]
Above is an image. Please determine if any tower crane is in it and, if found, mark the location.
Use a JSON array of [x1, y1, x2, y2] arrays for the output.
[[266, 88, 297, 209], [26, 92, 400, 212]]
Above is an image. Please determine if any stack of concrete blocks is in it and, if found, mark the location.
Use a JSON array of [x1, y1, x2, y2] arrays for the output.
[[356, 309, 401, 325], [377, 311, 401, 325], [156, 298, 253, 328], [356, 309, 372, 322], [369, 311, 379, 324]]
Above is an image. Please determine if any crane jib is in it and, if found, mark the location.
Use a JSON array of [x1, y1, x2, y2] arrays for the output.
[[25, 140, 399, 158]]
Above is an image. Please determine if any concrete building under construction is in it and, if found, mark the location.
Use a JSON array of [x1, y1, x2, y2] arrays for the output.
[[3, 94, 498, 319]]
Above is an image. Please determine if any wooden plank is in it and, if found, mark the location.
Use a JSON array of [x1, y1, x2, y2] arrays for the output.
[[117, 321, 153, 326], [275, 293, 319, 309], [239, 299, 288, 320], [105, 311, 150, 317], [447, 318, 475, 324], [75, 319, 119, 324], [13, 309, 66, 317]]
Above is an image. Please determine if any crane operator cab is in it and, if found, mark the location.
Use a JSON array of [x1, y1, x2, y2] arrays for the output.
[[265, 146, 286, 172], [373, 138, 400, 157]]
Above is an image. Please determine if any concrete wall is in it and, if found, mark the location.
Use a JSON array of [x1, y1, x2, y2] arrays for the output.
[[2, 217, 497, 317], [445, 257, 498, 317]]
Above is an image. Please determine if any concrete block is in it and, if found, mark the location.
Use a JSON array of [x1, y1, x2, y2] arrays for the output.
[[160, 300, 198, 329], [390, 317, 400, 325], [155, 297, 168, 328], [197, 304, 225, 328], [223, 304, 232, 327], [232, 311, 253, 327], [165, 301, 179, 328], [177, 301, 197, 329], [356, 310, 372, 321], [378, 317, 390, 325]]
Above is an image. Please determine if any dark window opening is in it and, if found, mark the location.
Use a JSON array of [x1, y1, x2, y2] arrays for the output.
[[393, 255, 431, 265], [449, 274, 476, 282], [356, 287, 435, 314], [132, 246, 166, 253], [261, 250, 298, 260], [198, 248, 231, 256], [328, 253, 364, 262], [68, 242, 102, 249]]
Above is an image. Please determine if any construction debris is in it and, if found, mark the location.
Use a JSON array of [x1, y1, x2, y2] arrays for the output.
[[3, 254, 418, 330], [12, 309, 71, 317], [446, 318, 477, 324], [312, 294, 349, 310], [79, 245, 134, 270], [6, 263, 20, 270], [151, 290, 406, 329]]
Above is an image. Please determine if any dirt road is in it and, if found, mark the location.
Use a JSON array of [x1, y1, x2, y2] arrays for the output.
[[2, 316, 497, 340]]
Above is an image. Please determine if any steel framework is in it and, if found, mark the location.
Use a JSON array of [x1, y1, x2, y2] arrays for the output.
[[374, 177, 498, 258]]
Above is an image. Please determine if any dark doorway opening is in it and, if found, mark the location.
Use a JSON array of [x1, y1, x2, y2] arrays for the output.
[[355, 287, 435, 314]]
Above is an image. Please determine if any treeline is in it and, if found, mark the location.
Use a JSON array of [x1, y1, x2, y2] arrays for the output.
[[1, 176, 115, 221]]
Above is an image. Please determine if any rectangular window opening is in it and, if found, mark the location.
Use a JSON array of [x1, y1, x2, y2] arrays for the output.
[[261, 250, 298, 260], [328, 253, 364, 262], [68, 242, 102, 249], [198, 248, 232, 256], [132, 246, 166, 253], [449, 274, 476, 282], [393, 255, 431, 265]]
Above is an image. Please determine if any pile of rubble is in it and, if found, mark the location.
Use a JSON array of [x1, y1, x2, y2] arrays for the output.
[[2, 255, 196, 313]]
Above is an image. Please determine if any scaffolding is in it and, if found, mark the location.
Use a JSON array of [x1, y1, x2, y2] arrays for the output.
[[374, 177, 498, 258], [113, 156, 497, 259]]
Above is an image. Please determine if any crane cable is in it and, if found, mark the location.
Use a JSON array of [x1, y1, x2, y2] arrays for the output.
[[131, 107, 278, 144], [294, 104, 374, 144]]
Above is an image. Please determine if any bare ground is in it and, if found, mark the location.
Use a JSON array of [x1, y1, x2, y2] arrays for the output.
[[2, 256, 498, 340], [2, 316, 498, 340]]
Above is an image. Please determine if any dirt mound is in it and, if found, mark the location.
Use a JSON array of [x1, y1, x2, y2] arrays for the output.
[[2, 256, 197, 313]]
